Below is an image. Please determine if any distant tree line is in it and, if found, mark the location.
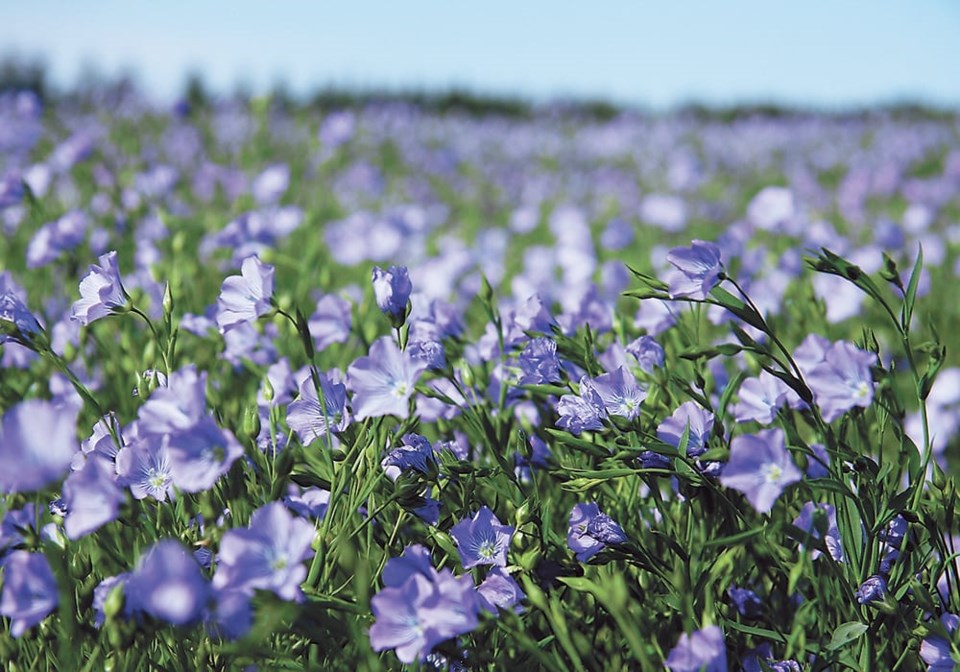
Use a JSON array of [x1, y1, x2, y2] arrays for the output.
[[0, 55, 955, 121]]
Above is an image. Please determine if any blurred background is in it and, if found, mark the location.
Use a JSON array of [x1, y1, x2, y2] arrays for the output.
[[2, 0, 959, 111]]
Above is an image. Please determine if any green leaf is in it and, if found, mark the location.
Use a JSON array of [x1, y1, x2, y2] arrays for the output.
[[902, 244, 923, 330], [827, 621, 868, 650], [709, 286, 766, 330]]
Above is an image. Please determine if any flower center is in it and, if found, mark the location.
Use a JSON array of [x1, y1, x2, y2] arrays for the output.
[[762, 463, 783, 483], [477, 539, 497, 559]]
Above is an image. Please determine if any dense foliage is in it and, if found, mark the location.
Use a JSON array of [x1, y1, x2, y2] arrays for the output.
[[1, 90, 960, 670]]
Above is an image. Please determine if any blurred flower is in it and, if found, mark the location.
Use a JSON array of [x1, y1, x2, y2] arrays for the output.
[[665, 625, 727, 672], [477, 567, 525, 614], [283, 485, 331, 520], [308, 294, 352, 352], [216, 255, 275, 333], [728, 586, 763, 618], [450, 506, 514, 569], [126, 540, 210, 625], [165, 417, 244, 493], [62, 455, 125, 539], [27, 211, 87, 268], [0, 505, 35, 559], [252, 164, 289, 206], [920, 613, 960, 671], [793, 502, 844, 562], [0, 400, 78, 494], [138, 365, 208, 434], [0, 551, 59, 637]]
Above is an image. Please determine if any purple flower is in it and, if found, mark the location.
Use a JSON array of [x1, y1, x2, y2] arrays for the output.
[[732, 371, 790, 424], [346, 337, 427, 420], [372, 265, 412, 323], [407, 320, 446, 370], [62, 455, 125, 539], [666, 240, 724, 300], [368, 574, 451, 664], [137, 365, 208, 435], [369, 563, 479, 664], [665, 625, 727, 672], [71, 251, 130, 326], [0, 290, 44, 347], [626, 335, 665, 373], [634, 299, 677, 336], [0, 505, 35, 558], [381, 433, 436, 482], [921, 613, 960, 671], [206, 587, 253, 640], [657, 401, 715, 458], [252, 164, 289, 205], [165, 417, 244, 493], [0, 171, 24, 208], [92, 574, 129, 627], [286, 372, 349, 445], [216, 255, 275, 333], [806, 341, 877, 422], [0, 400, 79, 494], [581, 366, 647, 421], [0, 551, 59, 637], [719, 428, 802, 514], [728, 586, 763, 618], [26, 211, 88, 269], [126, 540, 210, 625], [308, 294, 352, 352], [567, 502, 628, 562], [793, 333, 832, 376], [283, 485, 330, 520], [477, 567, 526, 614], [382, 544, 435, 587], [855, 575, 887, 605], [116, 435, 174, 501], [556, 393, 605, 436], [793, 502, 844, 562], [212, 502, 316, 602], [450, 506, 514, 569]]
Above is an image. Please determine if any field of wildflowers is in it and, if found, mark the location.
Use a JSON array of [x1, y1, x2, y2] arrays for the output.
[[1, 89, 960, 670]]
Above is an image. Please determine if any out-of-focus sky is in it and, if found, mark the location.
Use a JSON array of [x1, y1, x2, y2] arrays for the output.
[[3, 0, 959, 108]]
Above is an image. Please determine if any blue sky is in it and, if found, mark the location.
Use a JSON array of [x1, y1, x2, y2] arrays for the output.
[[3, 1, 959, 108]]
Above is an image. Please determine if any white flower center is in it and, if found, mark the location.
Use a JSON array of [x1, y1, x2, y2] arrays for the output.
[[762, 463, 783, 484], [478, 539, 497, 559]]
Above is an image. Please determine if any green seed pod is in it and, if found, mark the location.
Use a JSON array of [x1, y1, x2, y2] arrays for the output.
[[243, 406, 261, 441]]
